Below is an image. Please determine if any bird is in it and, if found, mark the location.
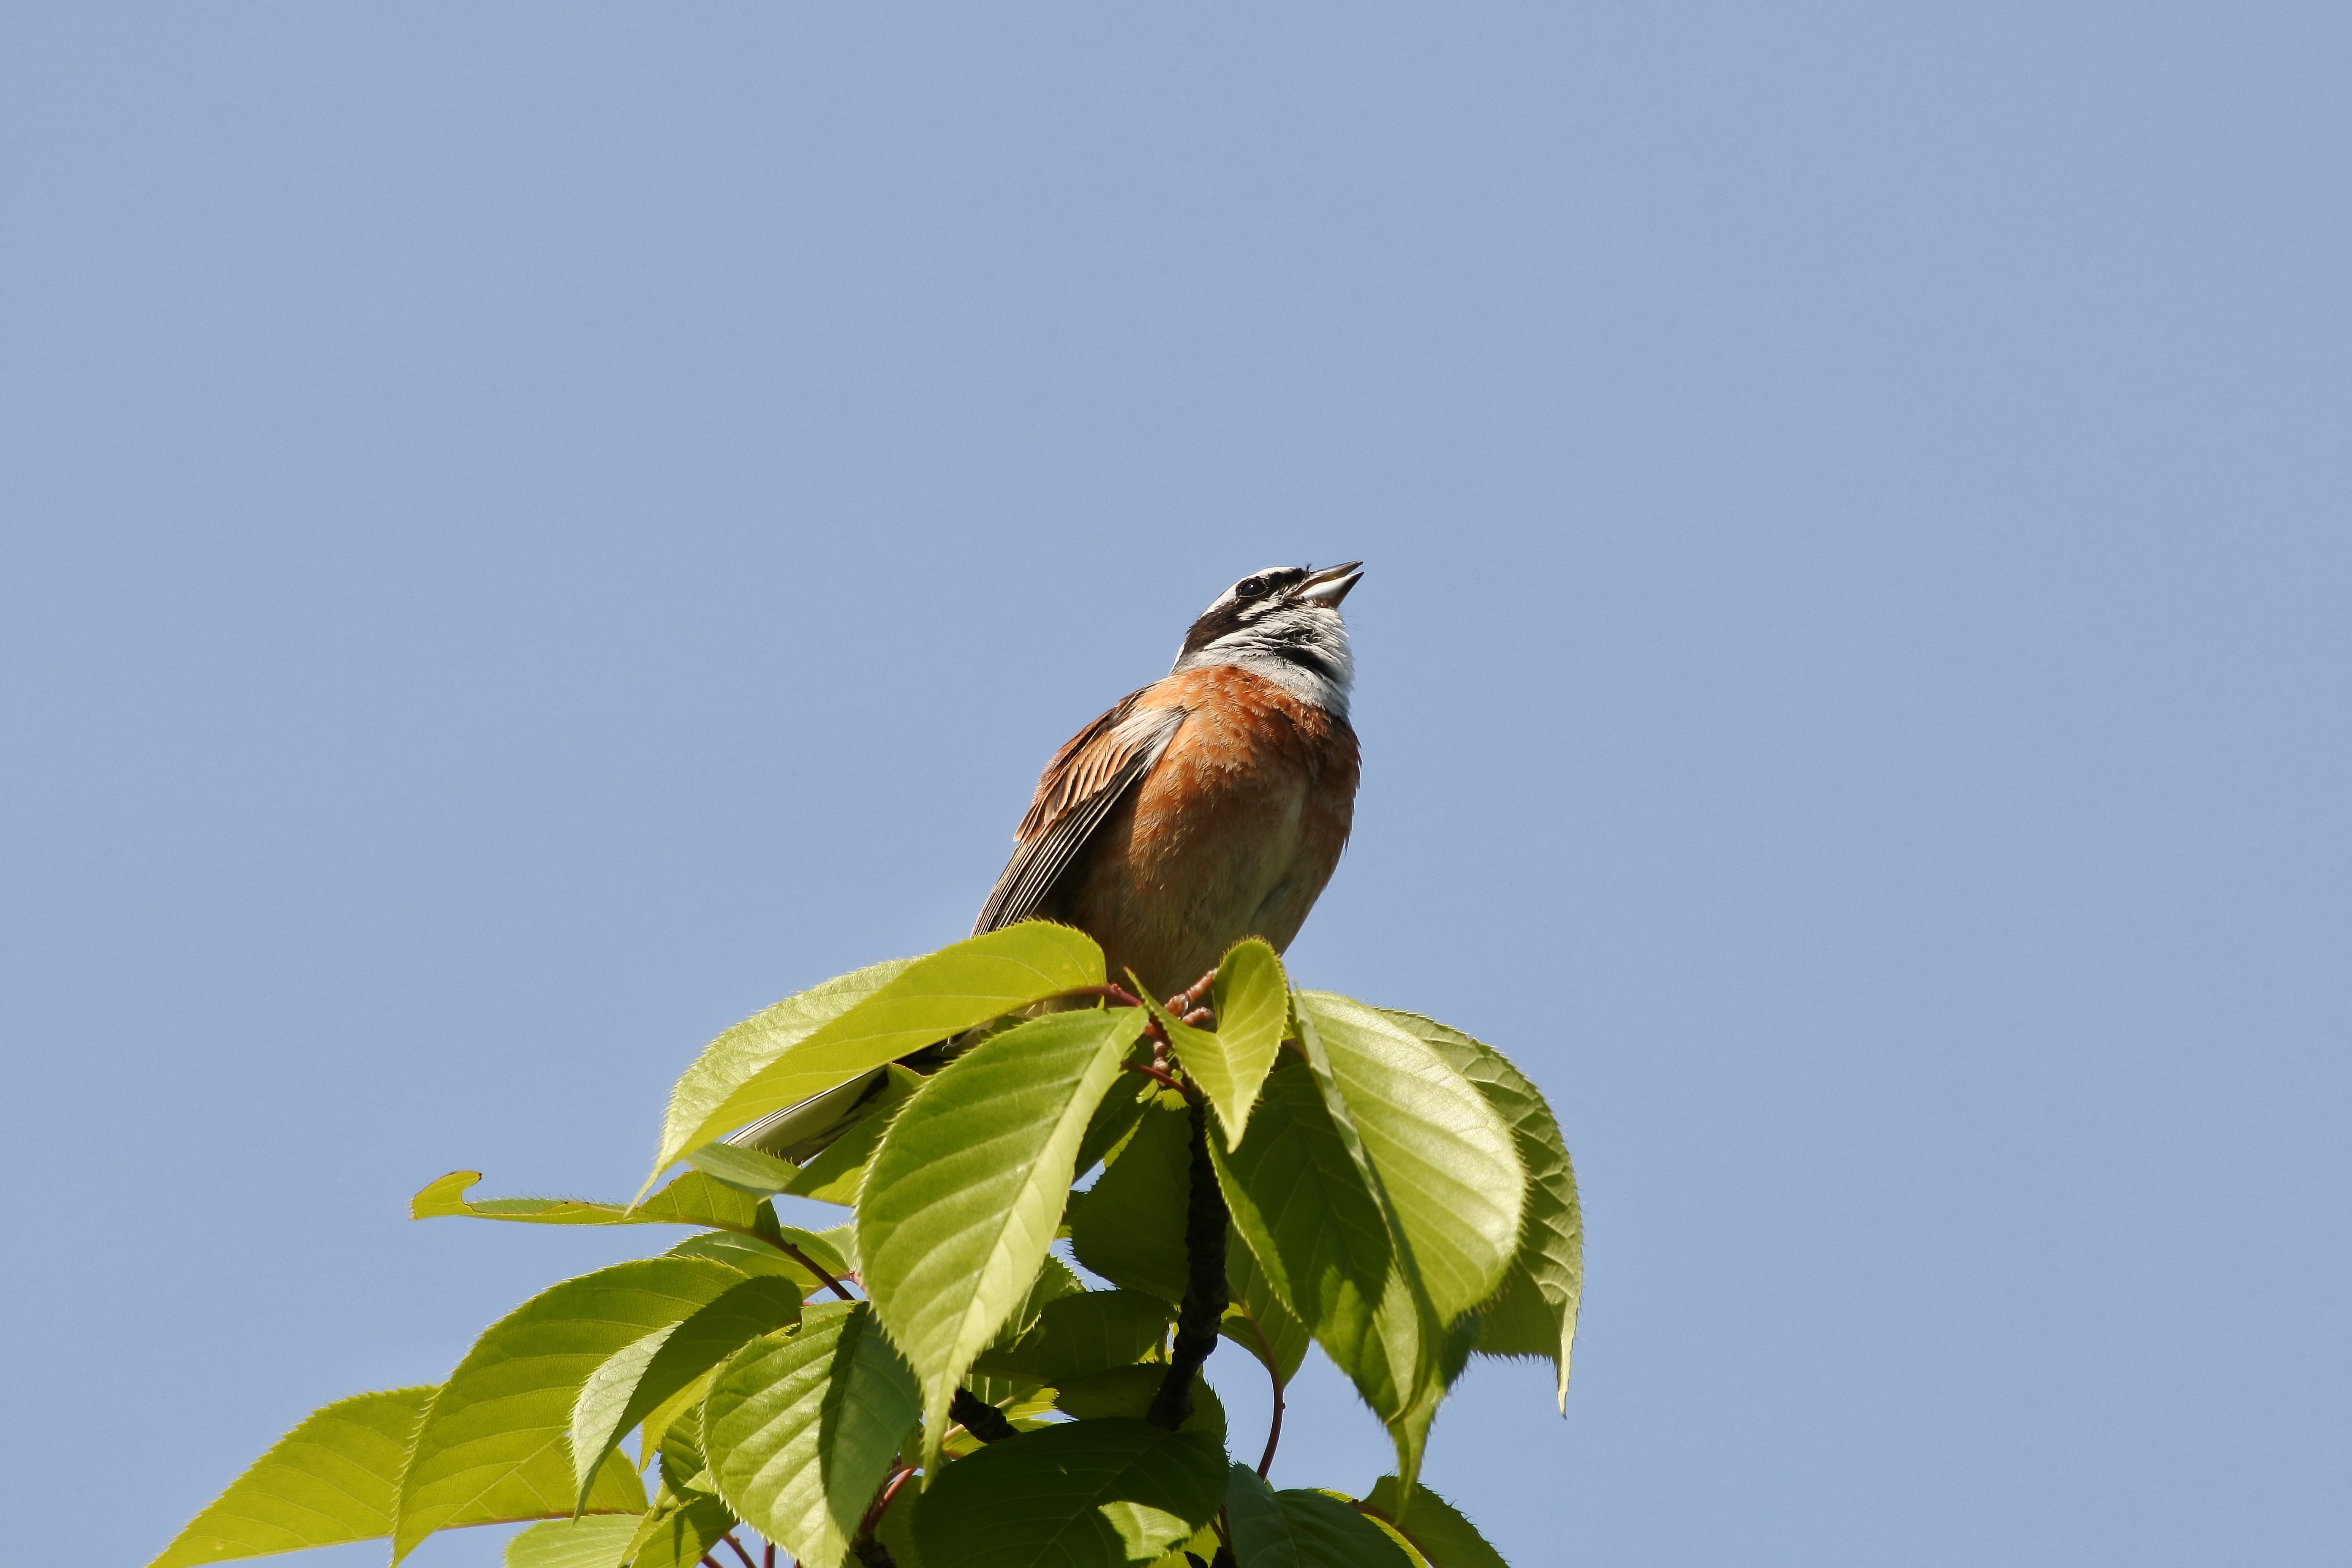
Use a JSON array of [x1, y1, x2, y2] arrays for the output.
[[724, 561, 1363, 1158], [972, 560, 1364, 1002]]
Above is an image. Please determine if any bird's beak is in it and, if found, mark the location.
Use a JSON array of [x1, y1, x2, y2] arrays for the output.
[[1293, 561, 1364, 607]]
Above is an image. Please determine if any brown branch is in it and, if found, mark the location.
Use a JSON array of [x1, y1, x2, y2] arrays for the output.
[[767, 1237, 856, 1302], [1146, 1096, 1229, 1430], [723, 1535, 759, 1568]]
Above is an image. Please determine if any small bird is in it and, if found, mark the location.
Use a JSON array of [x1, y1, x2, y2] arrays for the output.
[[974, 561, 1364, 1001], [726, 562, 1362, 1157]]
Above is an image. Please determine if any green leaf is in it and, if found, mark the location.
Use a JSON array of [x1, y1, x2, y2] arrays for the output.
[[147, 1386, 435, 1568], [1296, 994, 1524, 1327], [874, 1479, 927, 1568], [755, 1220, 856, 1292], [1050, 1366, 1226, 1442], [1225, 1467, 1415, 1568], [665, 1232, 821, 1293], [1362, 1478, 1509, 1568], [1376, 1010, 1582, 1412], [856, 1005, 1148, 1472], [781, 1063, 926, 1204], [703, 1302, 923, 1568], [811, 1221, 860, 1275], [647, 957, 911, 1190], [1070, 1099, 1193, 1305], [1190, 939, 1291, 1148], [503, 1515, 643, 1568], [1209, 1054, 1443, 1489], [634, 1368, 715, 1472], [683, 1143, 800, 1195], [966, 1254, 1086, 1410], [391, 1259, 746, 1562], [651, 926, 1106, 1189], [571, 1276, 805, 1508], [623, 1494, 739, 1568], [413, 1170, 762, 1236], [1074, 1073, 1156, 1180], [910, 1418, 1227, 1568], [973, 1290, 1173, 1383], [1220, 1238, 1311, 1387]]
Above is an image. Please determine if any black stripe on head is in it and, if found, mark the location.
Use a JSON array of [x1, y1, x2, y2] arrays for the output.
[[1180, 566, 1310, 656]]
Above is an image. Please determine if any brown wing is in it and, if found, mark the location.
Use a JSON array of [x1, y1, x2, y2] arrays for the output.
[[973, 689, 1187, 935]]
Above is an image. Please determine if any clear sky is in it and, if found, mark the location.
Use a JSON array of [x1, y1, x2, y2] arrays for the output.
[[5, 6, 2347, 1565]]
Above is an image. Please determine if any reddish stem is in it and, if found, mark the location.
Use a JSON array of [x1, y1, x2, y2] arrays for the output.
[[1255, 1377, 1287, 1478], [857, 1463, 917, 1542], [723, 1535, 759, 1568], [1123, 1061, 1187, 1095], [1061, 983, 1145, 1008]]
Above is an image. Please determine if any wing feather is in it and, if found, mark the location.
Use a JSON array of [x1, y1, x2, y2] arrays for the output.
[[974, 693, 1185, 935]]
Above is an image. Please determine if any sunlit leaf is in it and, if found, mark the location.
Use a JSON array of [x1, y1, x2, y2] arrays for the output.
[[1187, 939, 1290, 1148], [665, 1232, 820, 1293], [683, 1143, 798, 1196], [1377, 1009, 1581, 1412], [1362, 1477, 1509, 1568], [646, 957, 909, 1191], [781, 1063, 925, 1204], [1296, 995, 1524, 1327], [391, 1259, 746, 1561], [147, 1386, 435, 1568], [703, 1303, 922, 1568], [634, 1368, 715, 1472], [570, 1276, 804, 1508], [973, 1290, 1172, 1383], [651, 925, 1105, 1189], [910, 1418, 1227, 1568], [1225, 1467, 1414, 1568], [857, 1005, 1147, 1472], [622, 1494, 738, 1568], [1209, 1054, 1443, 1489], [503, 1514, 642, 1568], [413, 1170, 762, 1235]]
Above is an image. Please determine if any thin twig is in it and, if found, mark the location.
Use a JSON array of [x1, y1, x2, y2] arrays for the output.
[[1123, 1061, 1188, 1096], [856, 1462, 917, 1542], [1059, 983, 1145, 1008], [1255, 1374, 1286, 1478], [750, 1227, 856, 1301], [723, 1534, 759, 1568]]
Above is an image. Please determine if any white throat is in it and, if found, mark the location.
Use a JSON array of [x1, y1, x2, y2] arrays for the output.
[[1171, 613, 1354, 719]]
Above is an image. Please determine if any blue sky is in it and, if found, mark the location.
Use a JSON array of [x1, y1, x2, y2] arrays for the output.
[[4, 6, 2347, 1565]]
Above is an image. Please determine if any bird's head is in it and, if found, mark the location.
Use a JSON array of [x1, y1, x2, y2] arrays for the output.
[[1171, 561, 1364, 713]]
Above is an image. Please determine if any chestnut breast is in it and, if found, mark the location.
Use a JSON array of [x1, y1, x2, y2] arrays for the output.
[[1040, 664, 1359, 998]]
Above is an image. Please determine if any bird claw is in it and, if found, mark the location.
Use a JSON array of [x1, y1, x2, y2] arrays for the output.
[[1167, 969, 1219, 1018]]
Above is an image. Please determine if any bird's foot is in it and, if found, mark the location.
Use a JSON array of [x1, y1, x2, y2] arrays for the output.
[[1167, 969, 1219, 1029]]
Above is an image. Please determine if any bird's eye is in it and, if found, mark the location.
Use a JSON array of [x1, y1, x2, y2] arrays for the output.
[[1234, 576, 1268, 599]]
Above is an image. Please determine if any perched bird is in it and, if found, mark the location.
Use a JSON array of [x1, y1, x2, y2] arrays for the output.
[[974, 561, 1364, 1001], [726, 561, 1362, 1156]]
